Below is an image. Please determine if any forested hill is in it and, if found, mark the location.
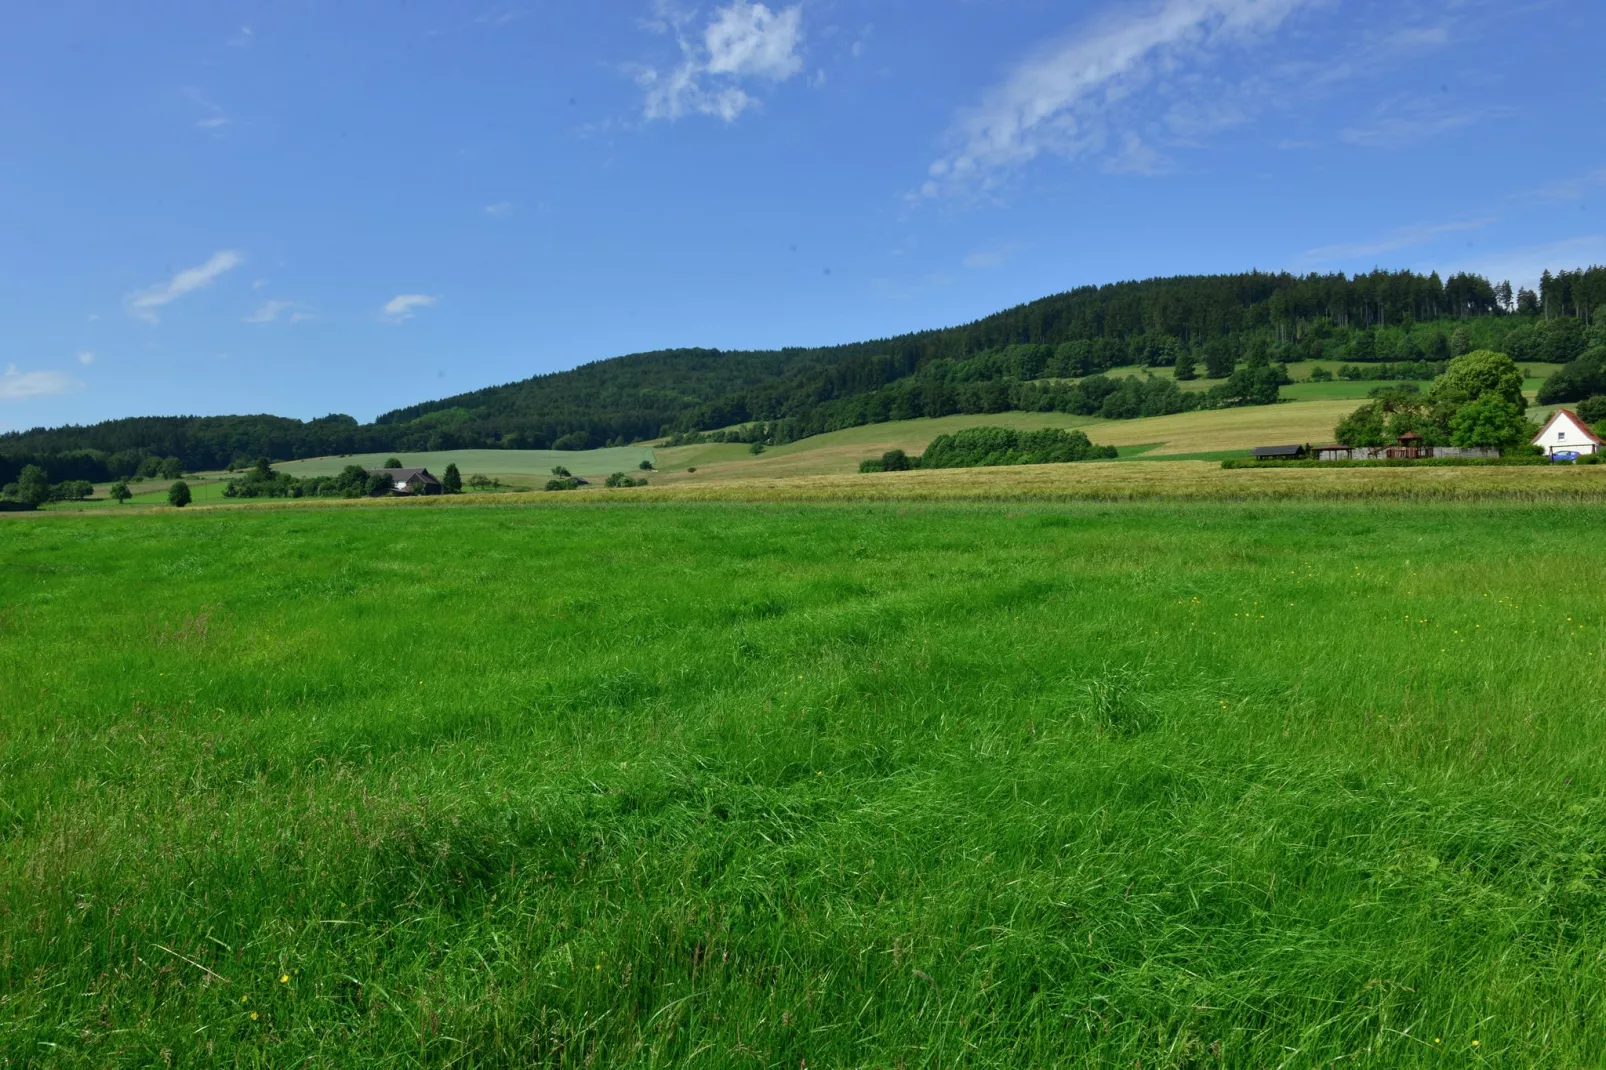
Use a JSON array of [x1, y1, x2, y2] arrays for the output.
[[5, 266, 1604, 484]]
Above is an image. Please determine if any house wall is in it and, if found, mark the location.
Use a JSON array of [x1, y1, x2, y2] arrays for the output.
[[1535, 416, 1600, 456]]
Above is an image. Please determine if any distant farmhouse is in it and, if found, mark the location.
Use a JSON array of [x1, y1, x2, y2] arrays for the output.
[[368, 467, 444, 496], [1532, 409, 1603, 460]]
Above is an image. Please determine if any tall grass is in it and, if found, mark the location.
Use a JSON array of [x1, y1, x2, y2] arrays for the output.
[[3, 501, 1605, 1065]]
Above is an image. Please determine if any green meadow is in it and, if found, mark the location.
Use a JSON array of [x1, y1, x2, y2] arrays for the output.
[[4, 500, 1606, 1065]]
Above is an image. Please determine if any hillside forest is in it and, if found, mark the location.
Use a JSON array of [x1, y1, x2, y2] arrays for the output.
[[5, 267, 1604, 485]]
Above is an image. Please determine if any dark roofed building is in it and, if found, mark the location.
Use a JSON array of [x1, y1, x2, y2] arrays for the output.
[[1250, 444, 1308, 460], [366, 467, 444, 496]]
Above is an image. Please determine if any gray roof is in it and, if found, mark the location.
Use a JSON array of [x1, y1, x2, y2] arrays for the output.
[[1250, 445, 1305, 458]]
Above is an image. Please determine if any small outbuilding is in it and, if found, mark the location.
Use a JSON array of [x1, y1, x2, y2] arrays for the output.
[[1250, 444, 1308, 460], [366, 467, 444, 495], [1532, 409, 1603, 458]]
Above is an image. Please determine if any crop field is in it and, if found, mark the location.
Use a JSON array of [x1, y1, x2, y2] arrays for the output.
[[5, 498, 1606, 1065]]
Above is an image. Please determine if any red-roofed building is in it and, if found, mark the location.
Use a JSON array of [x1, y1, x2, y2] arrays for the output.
[[1532, 409, 1603, 458]]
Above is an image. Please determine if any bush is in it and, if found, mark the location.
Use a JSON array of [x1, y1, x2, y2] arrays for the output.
[[919, 427, 1119, 470], [384, 457, 403, 469], [750, 443, 766, 455], [639, 460, 654, 471], [551, 466, 571, 477], [168, 481, 192, 508], [1307, 366, 1334, 382], [858, 460, 884, 473], [545, 478, 580, 491], [605, 472, 648, 488], [880, 449, 913, 472]]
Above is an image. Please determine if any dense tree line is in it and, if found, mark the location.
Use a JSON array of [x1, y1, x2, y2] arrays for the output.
[[6, 268, 1604, 477]]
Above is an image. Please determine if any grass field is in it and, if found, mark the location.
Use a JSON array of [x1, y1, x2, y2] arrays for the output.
[[5, 498, 1606, 1064]]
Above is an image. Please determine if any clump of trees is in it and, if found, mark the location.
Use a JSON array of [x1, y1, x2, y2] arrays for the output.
[[860, 428, 1118, 472], [223, 459, 394, 499], [1334, 351, 1535, 450], [1, 465, 98, 506], [605, 472, 649, 487]]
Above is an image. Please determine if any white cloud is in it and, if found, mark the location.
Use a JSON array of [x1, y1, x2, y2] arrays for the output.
[[484, 201, 515, 217], [963, 243, 1022, 270], [77, 351, 95, 366], [1, 365, 80, 401], [638, 1, 805, 122], [227, 25, 254, 47], [1302, 218, 1495, 263], [381, 294, 437, 323], [125, 250, 244, 323], [188, 89, 232, 132], [244, 300, 311, 325], [1340, 108, 1480, 148], [1529, 167, 1606, 204], [922, 0, 1316, 198]]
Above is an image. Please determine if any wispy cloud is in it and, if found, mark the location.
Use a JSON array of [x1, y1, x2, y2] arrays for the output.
[[1529, 167, 1606, 204], [188, 89, 232, 133], [474, 6, 527, 27], [637, 1, 805, 123], [227, 25, 254, 47], [126, 250, 244, 323], [1303, 218, 1495, 262], [1340, 106, 1482, 148], [921, 0, 1316, 199], [381, 294, 437, 323], [1, 365, 80, 401], [484, 201, 515, 218], [77, 351, 95, 366], [244, 300, 312, 325], [963, 243, 1022, 270]]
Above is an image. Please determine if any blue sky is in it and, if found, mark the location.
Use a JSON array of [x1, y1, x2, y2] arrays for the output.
[[2, 0, 1602, 430]]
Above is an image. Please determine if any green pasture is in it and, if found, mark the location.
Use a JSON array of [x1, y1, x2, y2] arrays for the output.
[[4, 501, 1606, 1065], [270, 446, 656, 480]]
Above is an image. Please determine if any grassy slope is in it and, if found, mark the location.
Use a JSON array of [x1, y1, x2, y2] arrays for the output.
[[4, 501, 1606, 1065]]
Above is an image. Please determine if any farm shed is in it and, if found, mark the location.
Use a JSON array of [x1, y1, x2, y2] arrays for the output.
[[1250, 444, 1308, 460], [366, 467, 444, 495], [1532, 409, 1603, 458]]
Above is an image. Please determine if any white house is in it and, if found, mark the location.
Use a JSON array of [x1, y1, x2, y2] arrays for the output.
[[1532, 409, 1604, 458]]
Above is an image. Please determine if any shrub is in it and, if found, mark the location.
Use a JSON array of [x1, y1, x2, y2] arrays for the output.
[[880, 449, 913, 472], [168, 481, 191, 508], [545, 478, 580, 491], [1307, 365, 1334, 382], [551, 466, 571, 477], [384, 457, 403, 469], [858, 460, 884, 473], [750, 443, 766, 455], [606, 472, 648, 488], [639, 460, 654, 471], [919, 427, 1118, 470]]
